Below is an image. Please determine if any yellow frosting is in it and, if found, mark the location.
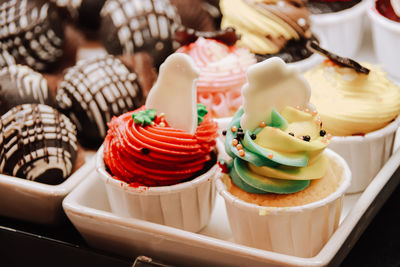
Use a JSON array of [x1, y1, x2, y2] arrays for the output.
[[305, 62, 400, 136], [220, 0, 299, 54], [250, 106, 329, 181]]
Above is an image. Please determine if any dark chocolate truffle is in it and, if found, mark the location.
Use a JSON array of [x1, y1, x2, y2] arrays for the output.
[[0, 0, 65, 71], [0, 65, 55, 116], [99, 0, 181, 68], [51, 0, 107, 31], [0, 104, 78, 185], [0, 49, 15, 69], [56, 55, 144, 147]]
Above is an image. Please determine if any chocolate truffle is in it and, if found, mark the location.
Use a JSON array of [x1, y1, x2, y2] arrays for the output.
[[51, 0, 107, 31], [0, 49, 16, 69], [0, 65, 55, 116], [0, 0, 65, 71], [56, 55, 144, 147], [1, 104, 78, 185], [99, 0, 181, 68]]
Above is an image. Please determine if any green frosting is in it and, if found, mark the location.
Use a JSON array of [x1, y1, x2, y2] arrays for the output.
[[132, 109, 157, 126], [224, 107, 329, 194], [132, 104, 209, 127], [197, 103, 208, 125]]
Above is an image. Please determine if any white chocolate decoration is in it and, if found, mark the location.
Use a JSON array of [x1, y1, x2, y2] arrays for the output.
[[240, 57, 313, 131], [145, 54, 200, 134]]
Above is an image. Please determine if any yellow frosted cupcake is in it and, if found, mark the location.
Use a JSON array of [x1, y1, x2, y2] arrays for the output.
[[304, 56, 400, 192], [216, 57, 351, 257]]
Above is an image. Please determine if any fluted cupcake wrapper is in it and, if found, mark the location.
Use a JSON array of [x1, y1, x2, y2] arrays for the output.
[[309, 0, 369, 58], [368, 4, 400, 80], [96, 144, 221, 233], [329, 115, 400, 193], [216, 149, 351, 258]]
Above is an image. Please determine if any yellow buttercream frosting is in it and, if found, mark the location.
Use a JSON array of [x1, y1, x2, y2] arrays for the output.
[[305, 62, 400, 136], [251, 106, 329, 180], [220, 0, 300, 54]]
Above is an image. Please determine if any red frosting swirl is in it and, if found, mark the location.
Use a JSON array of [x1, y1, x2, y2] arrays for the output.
[[103, 107, 219, 186]]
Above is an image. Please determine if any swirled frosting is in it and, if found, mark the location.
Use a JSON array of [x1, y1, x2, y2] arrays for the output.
[[176, 37, 256, 118], [104, 106, 219, 186], [305, 61, 400, 136], [220, 0, 311, 55], [223, 106, 330, 194]]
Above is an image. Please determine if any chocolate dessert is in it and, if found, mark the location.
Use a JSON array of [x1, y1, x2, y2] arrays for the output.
[[0, 104, 78, 185], [0, 65, 55, 116], [0, 0, 65, 71], [0, 49, 15, 69], [56, 55, 144, 147], [99, 0, 181, 68]]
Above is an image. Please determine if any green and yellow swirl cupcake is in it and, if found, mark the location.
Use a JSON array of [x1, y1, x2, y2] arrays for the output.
[[216, 57, 351, 257]]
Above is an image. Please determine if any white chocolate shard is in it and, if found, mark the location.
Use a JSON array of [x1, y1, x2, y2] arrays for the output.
[[145, 53, 200, 134], [240, 57, 313, 131]]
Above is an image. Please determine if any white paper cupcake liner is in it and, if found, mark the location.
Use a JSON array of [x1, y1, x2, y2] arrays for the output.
[[368, 4, 400, 80], [96, 144, 222, 232], [310, 0, 369, 58], [215, 149, 351, 257], [329, 115, 400, 193]]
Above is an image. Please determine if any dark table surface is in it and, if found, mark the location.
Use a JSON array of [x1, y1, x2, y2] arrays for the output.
[[1, 182, 400, 267]]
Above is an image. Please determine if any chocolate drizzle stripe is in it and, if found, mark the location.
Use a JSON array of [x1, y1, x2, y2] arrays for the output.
[[306, 40, 370, 74]]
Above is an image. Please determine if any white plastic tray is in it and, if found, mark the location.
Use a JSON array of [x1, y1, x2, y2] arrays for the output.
[[63, 142, 400, 266], [0, 151, 95, 224]]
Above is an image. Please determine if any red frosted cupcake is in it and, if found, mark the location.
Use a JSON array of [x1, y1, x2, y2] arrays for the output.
[[103, 106, 218, 187], [97, 53, 221, 232]]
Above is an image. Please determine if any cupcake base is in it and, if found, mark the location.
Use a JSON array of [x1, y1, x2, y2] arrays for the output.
[[329, 115, 400, 193], [97, 144, 221, 232], [216, 149, 351, 257]]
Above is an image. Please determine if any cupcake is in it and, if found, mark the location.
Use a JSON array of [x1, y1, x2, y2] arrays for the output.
[[176, 31, 256, 130], [304, 46, 400, 192], [56, 55, 144, 147], [99, 0, 181, 68], [0, 104, 78, 185], [216, 57, 351, 257], [97, 53, 220, 232], [368, 0, 400, 80], [306, 0, 368, 58], [0, 0, 65, 71], [219, 0, 322, 72], [0, 65, 55, 116]]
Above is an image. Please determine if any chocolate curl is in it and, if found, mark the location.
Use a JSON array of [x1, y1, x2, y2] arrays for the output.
[[174, 26, 241, 46], [306, 40, 370, 74]]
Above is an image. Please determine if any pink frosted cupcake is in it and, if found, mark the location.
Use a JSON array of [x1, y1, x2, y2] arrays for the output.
[[176, 33, 256, 129]]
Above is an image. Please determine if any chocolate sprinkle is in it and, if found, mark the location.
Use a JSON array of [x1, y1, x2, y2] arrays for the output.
[[222, 130, 227, 136], [174, 26, 240, 46], [250, 134, 257, 140], [303, 135, 311, 142], [236, 132, 245, 140], [141, 148, 150, 155], [289, 132, 295, 137], [320, 130, 326, 137], [306, 40, 370, 74]]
